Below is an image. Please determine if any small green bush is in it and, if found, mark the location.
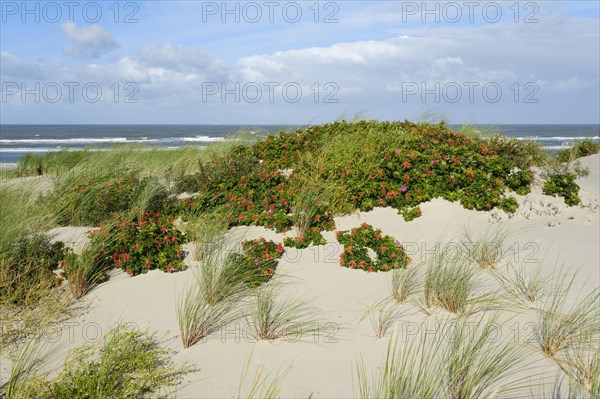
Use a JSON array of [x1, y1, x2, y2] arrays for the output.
[[557, 138, 600, 162], [234, 238, 285, 287], [506, 170, 535, 195], [543, 173, 581, 206], [16, 324, 194, 398], [89, 211, 186, 276], [0, 234, 68, 306], [336, 224, 410, 272], [400, 206, 422, 222]]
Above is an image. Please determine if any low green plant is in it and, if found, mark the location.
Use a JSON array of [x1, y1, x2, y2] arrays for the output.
[[556, 138, 600, 162], [15, 324, 195, 398], [336, 223, 410, 272], [89, 211, 186, 276], [399, 206, 422, 222], [543, 173, 581, 206], [0, 234, 67, 306], [236, 238, 285, 287], [506, 169, 535, 195]]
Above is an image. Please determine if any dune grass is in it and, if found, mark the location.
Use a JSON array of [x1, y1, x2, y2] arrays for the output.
[[183, 210, 228, 262], [364, 299, 402, 339], [495, 261, 550, 305], [356, 315, 533, 399], [0, 334, 46, 399], [0, 186, 56, 257], [244, 284, 319, 342], [462, 226, 509, 270], [60, 249, 106, 299], [447, 315, 531, 399], [552, 337, 600, 398], [356, 326, 449, 399], [177, 252, 246, 349], [422, 250, 488, 316], [391, 267, 419, 304], [537, 282, 600, 358], [237, 352, 291, 399]]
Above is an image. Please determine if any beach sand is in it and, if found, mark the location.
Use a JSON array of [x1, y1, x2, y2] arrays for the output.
[[1, 154, 598, 397]]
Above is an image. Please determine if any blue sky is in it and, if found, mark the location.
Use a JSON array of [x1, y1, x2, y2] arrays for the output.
[[1, 1, 599, 124]]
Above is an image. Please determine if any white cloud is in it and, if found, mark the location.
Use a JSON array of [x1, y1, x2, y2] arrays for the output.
[[0, 52, 41, 78], [62, 22, 120, 59]]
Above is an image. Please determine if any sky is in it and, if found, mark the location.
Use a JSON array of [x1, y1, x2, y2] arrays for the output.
[[0, 0, 599, 124]]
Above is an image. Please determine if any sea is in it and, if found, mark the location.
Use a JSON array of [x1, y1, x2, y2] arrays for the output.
[[0, 124, 599, 164]]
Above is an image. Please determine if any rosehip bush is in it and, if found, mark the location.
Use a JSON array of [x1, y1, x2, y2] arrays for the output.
[[336, 223, 410, 272], [543, 173, 581, 206], [89, 211, 186, 276], [233, 238, 284, 287]]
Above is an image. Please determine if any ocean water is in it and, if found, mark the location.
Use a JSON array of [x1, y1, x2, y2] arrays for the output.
[[0, 124, 598, 164]]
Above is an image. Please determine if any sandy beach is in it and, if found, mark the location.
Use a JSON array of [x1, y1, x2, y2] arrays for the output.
[[1, 152, 597, 398]]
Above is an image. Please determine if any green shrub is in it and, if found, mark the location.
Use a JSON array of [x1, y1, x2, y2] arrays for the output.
[[336, 224, 410, 272], [0, 234, 68, 306], [557, 138, 600, 162], [486, 135, 547, 169], [498, 196, 519, 214], [234, 238, 285, 287], [400, 206, 422, 222], [89, 211, 186, 276], [15, 324, 194, 398], [543, 173, 581, 206], [506, 169, 535, 195]]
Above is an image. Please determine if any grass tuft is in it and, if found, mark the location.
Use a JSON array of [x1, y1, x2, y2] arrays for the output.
[[244, 285, 318, 342], [237, 352, 291, 399], [391, 267, 419, 304]]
